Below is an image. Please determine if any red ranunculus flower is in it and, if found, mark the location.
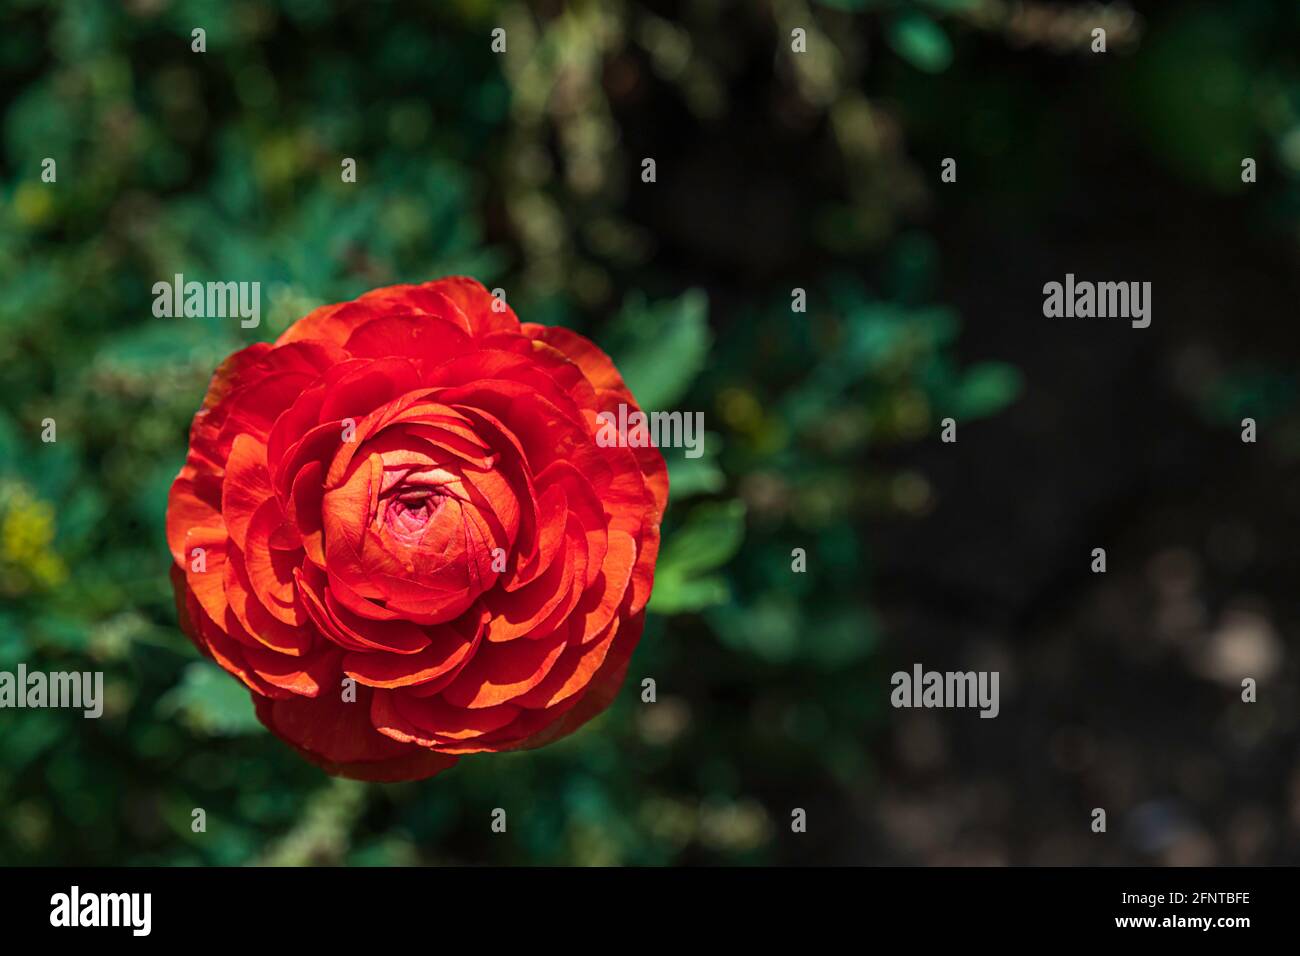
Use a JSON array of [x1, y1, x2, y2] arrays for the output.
[[166, 277, 667, 781]]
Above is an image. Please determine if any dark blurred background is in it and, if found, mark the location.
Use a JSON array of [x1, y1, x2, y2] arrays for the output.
[[1, 0, 1298, 865]]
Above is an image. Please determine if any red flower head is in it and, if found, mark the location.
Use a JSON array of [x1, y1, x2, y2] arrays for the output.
[[166, 277, 667, 781]]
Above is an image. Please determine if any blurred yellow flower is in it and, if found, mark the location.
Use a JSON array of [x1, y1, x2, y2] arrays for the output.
[[0, 484, 67, 595]]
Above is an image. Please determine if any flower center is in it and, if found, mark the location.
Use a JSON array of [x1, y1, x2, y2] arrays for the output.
[[384, 491, 440, 536]]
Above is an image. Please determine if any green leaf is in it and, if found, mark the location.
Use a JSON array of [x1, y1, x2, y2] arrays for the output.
[[657, 499, 746, 575], [887, 13, 953, 74], [707, 597, 800, 663], [663, 434, 725, 499], [0, 611, 29, 667], [93, 318, 236, 372], [1121, 9, 1255, 192], [0, 412, 19, 473], [649, 575, 731, 615], [604, 289, 711, 411], [955, 362, 1023, 419], [33, 613, 87, 652], [648, 499, 746, 614], [157, 660, 264, 737]]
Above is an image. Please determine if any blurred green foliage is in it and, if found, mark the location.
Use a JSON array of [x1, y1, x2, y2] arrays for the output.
[[0, 0, 1042, 866]]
